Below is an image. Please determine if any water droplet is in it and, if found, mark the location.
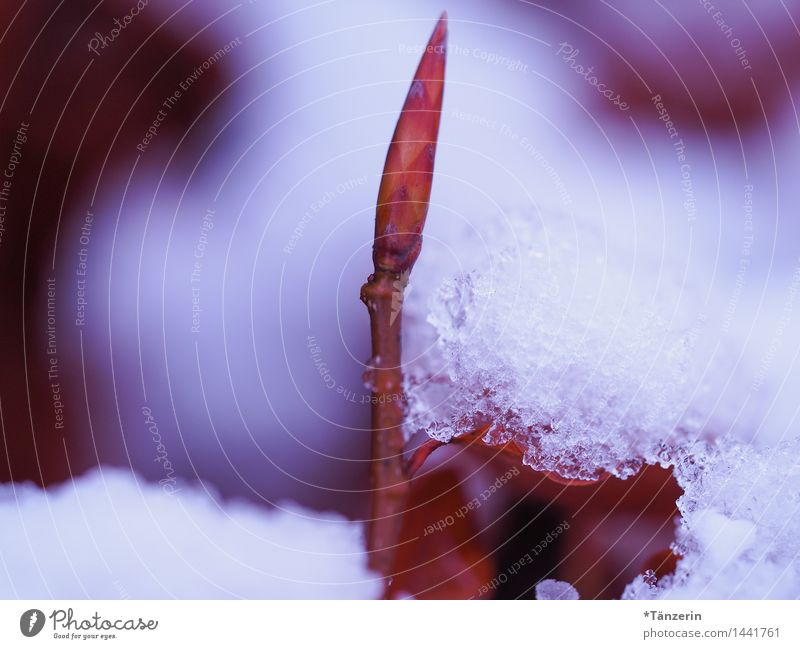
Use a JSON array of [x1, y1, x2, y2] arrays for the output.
[[362, 368, 376, 391], [362, 356, 383, 391]]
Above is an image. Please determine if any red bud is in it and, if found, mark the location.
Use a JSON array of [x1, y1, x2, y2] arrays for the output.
[[373, 12, 447, 274]]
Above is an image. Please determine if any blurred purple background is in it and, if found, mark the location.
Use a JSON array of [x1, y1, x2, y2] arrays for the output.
[[2, 0, 799, 521]]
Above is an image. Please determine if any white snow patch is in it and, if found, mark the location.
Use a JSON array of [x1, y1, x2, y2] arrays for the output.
[[691, 509, 757, 570], [535, 579, 580, 600], [0, 468, 380, 599], [407, 209, 800, 598], [625, 439, 800, 599]]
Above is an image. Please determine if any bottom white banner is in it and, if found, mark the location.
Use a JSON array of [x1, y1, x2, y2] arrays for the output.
[[0, 600, 796, 647]]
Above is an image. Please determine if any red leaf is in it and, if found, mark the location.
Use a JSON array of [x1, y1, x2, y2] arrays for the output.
[[387, 468, 495, 599]]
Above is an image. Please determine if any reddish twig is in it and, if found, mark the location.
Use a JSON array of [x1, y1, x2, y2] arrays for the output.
[[362, 12, 448, 579]]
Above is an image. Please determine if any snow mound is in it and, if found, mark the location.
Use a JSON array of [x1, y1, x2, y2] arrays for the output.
[[407, 209, 800, 598], [625, 439, 800, 599], [0, 468, 380, 599], [406, 210, 701, 480], [535, 579, 580, 600]]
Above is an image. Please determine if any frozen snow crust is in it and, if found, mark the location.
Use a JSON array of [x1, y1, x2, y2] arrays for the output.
[[625, 439, 800, 599], [407, 210, 800, 598], [408, 210, 705, 480]]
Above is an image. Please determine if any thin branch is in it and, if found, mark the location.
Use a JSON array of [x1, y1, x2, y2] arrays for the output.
[[362, 11, 448, 580]]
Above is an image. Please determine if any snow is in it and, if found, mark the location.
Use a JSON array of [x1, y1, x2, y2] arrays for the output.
[[535, 579, 580, 600], [405, 208, 800, 598], [405, 209, 702, 480], [690, 510, 757, 570], [0, 468, 380, 599], [624, 439, 800, 599]]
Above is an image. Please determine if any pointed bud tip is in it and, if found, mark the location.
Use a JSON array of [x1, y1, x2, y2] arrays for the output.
[[431, 11, 448, 46], [372, 11, 448, 275]]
